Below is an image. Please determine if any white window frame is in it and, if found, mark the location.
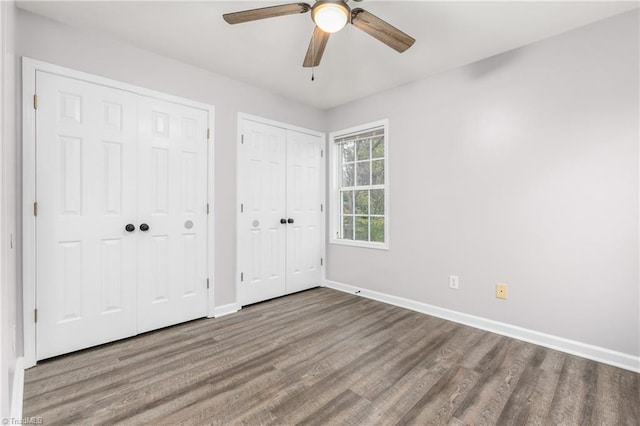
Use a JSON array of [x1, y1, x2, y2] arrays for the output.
[[329, 119, 389, 250]]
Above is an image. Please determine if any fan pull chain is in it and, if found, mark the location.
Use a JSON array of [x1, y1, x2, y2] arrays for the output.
[[311, 28, 316, 82]]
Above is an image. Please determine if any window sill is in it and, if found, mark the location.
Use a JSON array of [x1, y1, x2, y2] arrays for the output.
[[329, 239, 389, 250]]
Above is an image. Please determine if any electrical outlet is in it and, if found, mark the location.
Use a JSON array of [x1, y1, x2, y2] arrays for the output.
[[496, 283, 508, 300], [449, 275, 459, 289]]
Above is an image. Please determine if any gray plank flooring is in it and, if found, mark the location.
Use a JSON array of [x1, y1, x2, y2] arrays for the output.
[[23, 288, 639, 425]]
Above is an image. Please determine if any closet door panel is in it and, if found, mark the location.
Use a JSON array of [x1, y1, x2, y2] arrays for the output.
[[35, 72, 138, 360], [239, 119, 287, 305], [137, 96, 208, 332], [286, 130, 322, 293]]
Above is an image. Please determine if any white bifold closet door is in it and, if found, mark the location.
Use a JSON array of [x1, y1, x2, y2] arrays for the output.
[[35, 72, 208, 360], [285, 129, 322, 294], [137, 96, 208, 333], [239, 118, 322, 306]]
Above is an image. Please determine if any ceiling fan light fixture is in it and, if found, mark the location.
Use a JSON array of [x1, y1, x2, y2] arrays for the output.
[[312, 1, 349, 33]]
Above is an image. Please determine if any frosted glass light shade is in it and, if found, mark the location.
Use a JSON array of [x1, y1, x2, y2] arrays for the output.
[[312, 2, 349, 33]]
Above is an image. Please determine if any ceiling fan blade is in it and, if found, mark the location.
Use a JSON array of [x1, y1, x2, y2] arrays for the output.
[[351, 8, 415, 53], [303, 26, 330, 68], [223, 3, 311, 25]]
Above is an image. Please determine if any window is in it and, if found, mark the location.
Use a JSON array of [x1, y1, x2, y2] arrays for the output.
[[330, 120, 389, 249]]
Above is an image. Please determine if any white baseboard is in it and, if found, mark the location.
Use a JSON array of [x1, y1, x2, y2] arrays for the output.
[[10, 357, 24, 421], [213, 303, 240, 318], [324, 280, 640, 373]]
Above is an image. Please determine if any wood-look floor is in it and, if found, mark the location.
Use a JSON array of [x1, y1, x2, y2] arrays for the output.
[[23, 288, 639, 425]]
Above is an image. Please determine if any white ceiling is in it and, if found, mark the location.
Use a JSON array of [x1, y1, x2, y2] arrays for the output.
[[17, 1, 638, 109]]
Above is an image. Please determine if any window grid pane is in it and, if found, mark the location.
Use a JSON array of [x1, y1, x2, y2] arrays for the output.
[[355, 216, 369, 241], [337, 129, 385, 244]]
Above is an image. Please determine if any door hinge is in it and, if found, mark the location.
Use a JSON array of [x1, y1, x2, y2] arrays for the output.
[[207, 278, 210, 289], [320, 258, 323, 266], [207, 128, 211, 140], [33, 202, 38, 217], [241, 134, 244, 144], [321, 149, 324, 158], [240, 203, 244, 213], [33, 94, 38, 110], [207, 204, 210, 214], [241, 272, 244, 282], [34, 309, 38, 323], [320, 204, 323, 212]]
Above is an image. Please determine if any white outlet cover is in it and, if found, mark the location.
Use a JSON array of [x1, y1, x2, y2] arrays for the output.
[[449, 275, 459, 289]]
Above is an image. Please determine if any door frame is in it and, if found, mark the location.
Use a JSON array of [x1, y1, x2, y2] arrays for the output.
[[22, 57, 216, 368], [235, 113, 326, 308]]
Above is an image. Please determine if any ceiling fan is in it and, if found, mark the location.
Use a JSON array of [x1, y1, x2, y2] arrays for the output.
[[223, 0, 416, 68]]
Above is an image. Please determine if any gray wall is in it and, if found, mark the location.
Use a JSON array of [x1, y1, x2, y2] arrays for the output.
[[14, 9, 325, 315], [326, 10, 639, 356], [1, 0, 18, 418]]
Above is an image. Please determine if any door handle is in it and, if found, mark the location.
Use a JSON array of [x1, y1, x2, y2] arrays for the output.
[[125, 224, 135, 232], [287, 218, 294, 224], [139, 223, 150, 232], [280, 218, 287, 224]]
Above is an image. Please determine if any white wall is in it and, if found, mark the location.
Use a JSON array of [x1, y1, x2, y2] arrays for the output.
[[325, 10, 639, 357], [14, 9, 325, 316], [0, 0, 18, 419]]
